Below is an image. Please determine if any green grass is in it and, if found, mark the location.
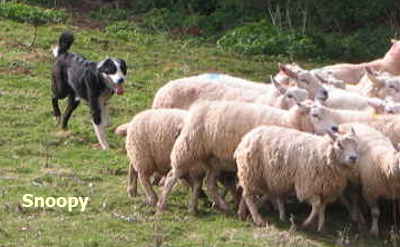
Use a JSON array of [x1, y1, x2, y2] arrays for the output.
[[0, 15, 395, 247]]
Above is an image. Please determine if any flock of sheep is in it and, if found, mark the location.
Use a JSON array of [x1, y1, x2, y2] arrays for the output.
[[115, 39, 400, 236]]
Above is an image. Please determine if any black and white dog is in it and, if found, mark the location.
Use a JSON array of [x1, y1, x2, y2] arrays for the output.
[[51, 31, 127, 150]]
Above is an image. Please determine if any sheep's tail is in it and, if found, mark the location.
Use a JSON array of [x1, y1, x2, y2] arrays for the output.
[[114, 122, 130, 136], [53, 31, 74, 57]]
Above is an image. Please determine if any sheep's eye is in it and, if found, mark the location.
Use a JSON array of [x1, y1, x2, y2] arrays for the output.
[[311, 113, 319, 118], [389, 85, 395, 89], [287, 94, 293, 99], [337, 143, 343, 150]]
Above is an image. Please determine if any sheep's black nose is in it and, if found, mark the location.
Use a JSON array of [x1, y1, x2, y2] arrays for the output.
[[331, 126, 338, 132], [117, 78, 124, 84], [349, 156, 357, 163]]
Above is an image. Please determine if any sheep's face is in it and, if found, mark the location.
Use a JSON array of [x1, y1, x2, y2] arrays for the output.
[[381, 78, 400, 101], [331, 132, 359, 166], [308, 104, 339, 135], [282, 87, 309, 109], [314, 71, 346, 89], [279, 64, 329, 102]]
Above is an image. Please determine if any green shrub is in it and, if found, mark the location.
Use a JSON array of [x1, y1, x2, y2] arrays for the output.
[[217, 20, 324, 58], [323, 26, 394, 61], [89, 7, 133, 22], [0, 2, 67, 25]]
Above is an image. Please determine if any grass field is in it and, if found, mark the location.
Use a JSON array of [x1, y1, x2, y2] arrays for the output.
[[0, 13, 395, 247]]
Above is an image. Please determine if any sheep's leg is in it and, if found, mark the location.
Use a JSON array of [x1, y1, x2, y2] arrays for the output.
[[138, 172, 158, 206], [244, 193, 266, 226], [206, 169, 230, 212], [303, 198, 321, 228], [188, 176, 202, 214], [219, 174, 241, 209], [317, 203, 327, 232], [157, 169, 180, 211], [238, 197, 249, 220], [276, 198, 286, 222], [340, 195, 366, 231], [368, 200, 380, 236], [127, 162, 138, 197]]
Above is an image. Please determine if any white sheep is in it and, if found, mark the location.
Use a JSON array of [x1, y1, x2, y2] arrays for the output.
[[117, 109, 237, 212], [152, 73, 309, 110], [234, 126, 359, 231], [156, 100, 338, 212], [317, 67, 400, 101], [339, 123, 400, 235], [273, 63, 329, 101], [311, 103, 400, 146], [316, 40, 400, 83]]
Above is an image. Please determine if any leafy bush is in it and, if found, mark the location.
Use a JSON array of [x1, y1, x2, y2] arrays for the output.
[[217, 20, 323, 59], [0, 2, 66, 25], [323, 26, 395, 61], [89, 7, 133, 22]]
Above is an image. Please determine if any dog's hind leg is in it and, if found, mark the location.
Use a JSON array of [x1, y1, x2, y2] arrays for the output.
[[52, 96, 62, 125], [61, 94, 80, 129]]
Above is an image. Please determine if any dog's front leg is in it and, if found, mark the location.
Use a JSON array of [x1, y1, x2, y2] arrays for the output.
[[90, 97, 109, 150]]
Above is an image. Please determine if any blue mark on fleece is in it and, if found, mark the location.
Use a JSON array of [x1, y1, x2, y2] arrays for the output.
[[206, 73, 222, 80]]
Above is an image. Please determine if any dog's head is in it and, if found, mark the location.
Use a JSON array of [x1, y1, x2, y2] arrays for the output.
[[98, 58, 127, 95]]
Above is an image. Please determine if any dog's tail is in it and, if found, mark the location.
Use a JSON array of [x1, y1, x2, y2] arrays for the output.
[[52, 31, 74, 57]]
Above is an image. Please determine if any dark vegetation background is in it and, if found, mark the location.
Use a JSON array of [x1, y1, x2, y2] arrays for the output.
[[1, 1, 400, 246], [2, 0, 400, 61]]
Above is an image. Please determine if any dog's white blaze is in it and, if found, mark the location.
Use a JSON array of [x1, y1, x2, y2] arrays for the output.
[[109, 59, 125, 83], [52, 46, 59, 57]]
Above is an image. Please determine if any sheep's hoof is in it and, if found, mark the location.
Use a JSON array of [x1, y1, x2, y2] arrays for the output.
[[370, 228, 379, 237], [254, 218, 267, 227], [156, 201, 167, 212], [238, 209, 249, 221], [127, 188, 137, 198]]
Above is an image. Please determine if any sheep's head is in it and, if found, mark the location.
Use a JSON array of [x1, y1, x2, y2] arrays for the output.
[[314, 71, 346, 89], [289, 99, 338, 134], [278, 63, 329, 102], [271, 76, 309, 109], [368, 97, 400, 114], [363, 68, 400, 100], [306, 102, 339, 135], [327, 128, 359, 166]]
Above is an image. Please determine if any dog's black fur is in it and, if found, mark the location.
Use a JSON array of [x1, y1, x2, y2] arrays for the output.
[[51, 31, 127, 148]]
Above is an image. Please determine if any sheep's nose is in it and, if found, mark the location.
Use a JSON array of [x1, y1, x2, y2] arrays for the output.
[[349, 156, 358, 163], [117, 78, 124, 84], [323, 90, 328, 97], [331, 126, 338, 132]]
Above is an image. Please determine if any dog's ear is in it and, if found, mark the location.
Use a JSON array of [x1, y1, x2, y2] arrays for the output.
[[98, 58, 115, 74], [118, 59, 127, 75]]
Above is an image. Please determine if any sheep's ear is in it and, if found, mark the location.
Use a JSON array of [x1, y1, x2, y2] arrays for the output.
[[315, 73, 328, 84], [296, 100, 312, 113], [365, 68, 384, 88], [349, 127, 356, 137], [367, 98, 385, 113], [271, 75, 287, 95], [327, 131, 338, 141], [279, 63, 298, 79]]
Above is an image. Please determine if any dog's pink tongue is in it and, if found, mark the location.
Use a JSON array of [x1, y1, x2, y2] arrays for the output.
[[114, 84, 124, 95]]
